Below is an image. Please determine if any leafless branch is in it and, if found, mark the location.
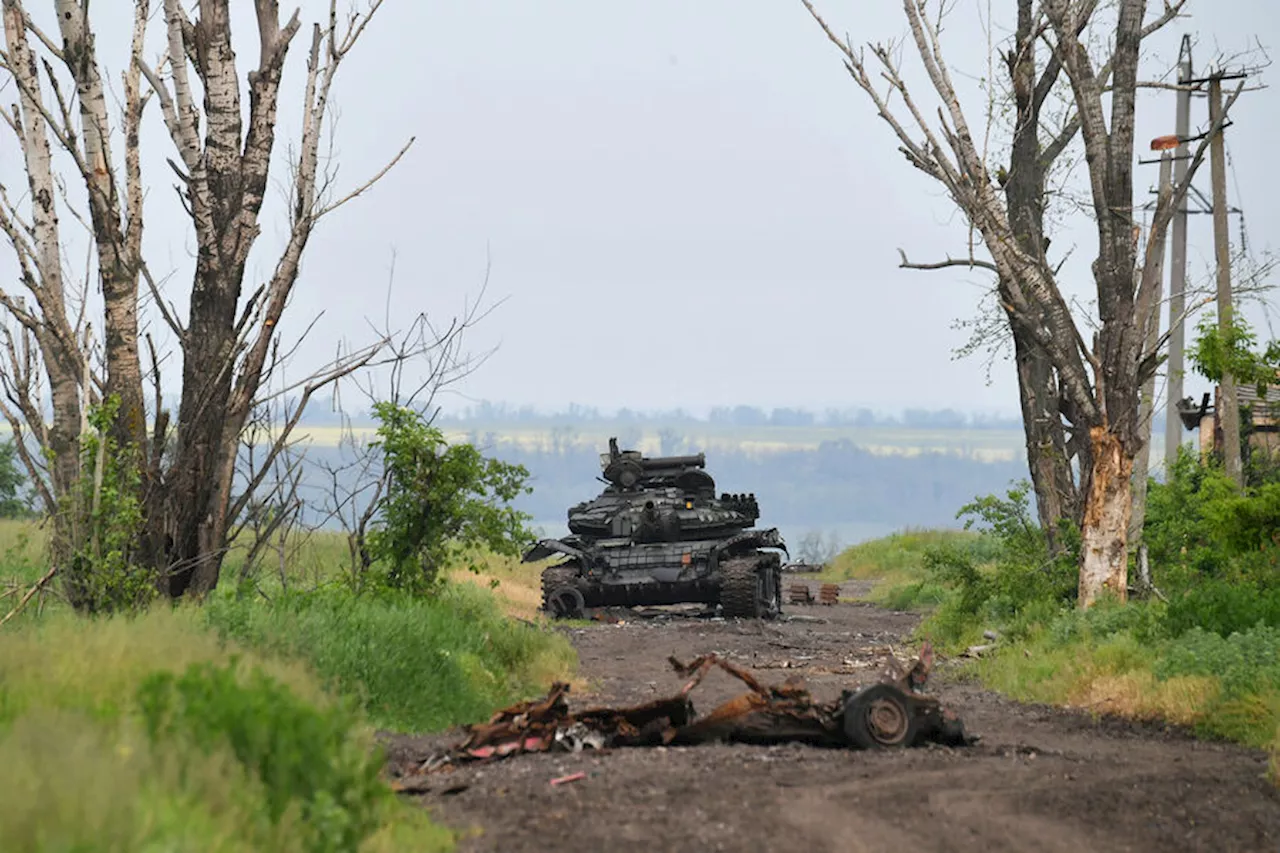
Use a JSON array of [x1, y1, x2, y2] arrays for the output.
[[898, 248, 998, 273]]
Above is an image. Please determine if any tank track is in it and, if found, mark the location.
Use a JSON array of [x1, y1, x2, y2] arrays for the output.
[[719, 556, 780, 619]]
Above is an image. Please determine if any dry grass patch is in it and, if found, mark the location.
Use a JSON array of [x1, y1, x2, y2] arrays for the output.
[[1066, 671, 1220, 726]]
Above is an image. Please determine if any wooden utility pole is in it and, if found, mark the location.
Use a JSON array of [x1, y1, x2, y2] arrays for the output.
[[1130, 152, 1173, 545], [1209, 73, 1243, 488], [1164, 36, 1193, 470]]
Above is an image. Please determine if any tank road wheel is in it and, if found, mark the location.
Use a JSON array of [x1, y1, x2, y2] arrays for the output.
[[842, 684, 918, 749], [541, 565, 585, 619], [719, 557, 781, 620]]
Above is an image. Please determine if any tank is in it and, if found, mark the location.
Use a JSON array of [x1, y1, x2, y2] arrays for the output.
[[523, 438, 788, 619]]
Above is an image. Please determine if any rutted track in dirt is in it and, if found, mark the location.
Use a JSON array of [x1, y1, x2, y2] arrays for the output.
[[385, 582, 1280, 853]]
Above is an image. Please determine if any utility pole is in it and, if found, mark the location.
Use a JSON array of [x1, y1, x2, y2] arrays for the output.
[[1130, 152, 1173, 547], [1164, 35, 1193, 470], [1209, 72, 1243, 488]]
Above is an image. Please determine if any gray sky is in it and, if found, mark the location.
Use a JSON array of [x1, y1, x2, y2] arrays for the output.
[[7, 1, 1280, 419]]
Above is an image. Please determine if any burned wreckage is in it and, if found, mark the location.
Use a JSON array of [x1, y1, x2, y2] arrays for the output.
[[525, 439, 788, 619], [392, 642, 972, 786]]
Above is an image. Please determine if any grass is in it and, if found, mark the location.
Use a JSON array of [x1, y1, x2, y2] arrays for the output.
[[204, 582, 576, 732], [827, 530, 1280, 778], [819, 528, 991, 609], [0, 605, 454, 852], [0, 521, 579, 849]]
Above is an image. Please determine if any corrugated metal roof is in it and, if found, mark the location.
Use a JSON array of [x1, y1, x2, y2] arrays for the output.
[[1236, 383, 1280, 410]]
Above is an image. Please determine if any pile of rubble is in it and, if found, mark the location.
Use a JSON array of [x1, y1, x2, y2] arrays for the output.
[[391, 642, 973, 787]]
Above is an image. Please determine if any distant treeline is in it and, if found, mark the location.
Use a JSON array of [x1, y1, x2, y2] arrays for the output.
[[431, 401, 1023, 430]]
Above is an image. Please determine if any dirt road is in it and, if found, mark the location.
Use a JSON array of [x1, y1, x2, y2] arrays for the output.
[[386, 584, 1280, 852]]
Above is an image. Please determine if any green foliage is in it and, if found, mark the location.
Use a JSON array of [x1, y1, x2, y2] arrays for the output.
[[876, 579, 950, 611], [1156, 625, 1280, 697], [0, 439, 30, 519], [1189, 313, 1280, 391], [366, 402, 533, 595], [137, 661, 388, 853], [1143, 450, 1243, 587], [61, 397, 155, 614], [1162, 579, 1280, 639], [914, 482, 1077, 647], [1144, 448, 1280, 604], [204, 583, 576, 732]]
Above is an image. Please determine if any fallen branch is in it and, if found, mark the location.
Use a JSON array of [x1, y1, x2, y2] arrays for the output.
[[0, 564, 56, 628]]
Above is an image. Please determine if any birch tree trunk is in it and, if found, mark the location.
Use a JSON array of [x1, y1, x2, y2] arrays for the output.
[[53, 0, 148, 453], [1, 1, 85, 579], [3, 0, 406, 605]]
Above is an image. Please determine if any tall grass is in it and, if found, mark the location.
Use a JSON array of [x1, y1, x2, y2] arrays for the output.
[[0, 606, 453, 852], [204, 583, 576, 732]]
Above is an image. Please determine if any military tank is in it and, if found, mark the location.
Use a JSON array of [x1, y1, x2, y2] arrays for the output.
[[523, 438, 787, 619]]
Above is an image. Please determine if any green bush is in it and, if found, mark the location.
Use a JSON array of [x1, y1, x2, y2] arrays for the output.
[[60, 397, 156, 615], [137, 661, 388, 853], [204, 583, 576, 732], [911, 482, 1077, 648], [364, 402, 532, 595], [1156, 625, 1280, 697], [1162, 580, 1280, 639], [1046, 597, 1167, 645]]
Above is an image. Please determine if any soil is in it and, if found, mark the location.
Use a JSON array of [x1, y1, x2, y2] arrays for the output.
[[383, 581, 1280, 853]]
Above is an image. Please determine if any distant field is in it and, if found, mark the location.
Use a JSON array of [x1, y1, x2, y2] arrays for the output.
[[283, 422, 1036, 462], [2, 418, 1176, 465]]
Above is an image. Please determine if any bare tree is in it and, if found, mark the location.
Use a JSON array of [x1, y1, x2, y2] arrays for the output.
[[0, 1, 417, 606], [801, 0, 1245, 605]]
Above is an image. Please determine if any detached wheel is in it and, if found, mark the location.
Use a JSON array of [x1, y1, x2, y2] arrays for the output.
[[843, 684, 917, 749]]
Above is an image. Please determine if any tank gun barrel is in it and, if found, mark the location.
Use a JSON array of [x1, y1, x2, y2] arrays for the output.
[[640, 453, 705, 470]]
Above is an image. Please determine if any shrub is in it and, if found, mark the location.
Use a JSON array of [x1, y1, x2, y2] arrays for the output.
[[364, 402, 533, 595], [1155, 625, 1280, 698], [60, 397, 156, 615], [1162, 580, 1280, 639]]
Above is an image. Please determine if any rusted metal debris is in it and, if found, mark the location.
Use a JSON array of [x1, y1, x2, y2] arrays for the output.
[[394, 642, 972, 785], [819, 583, 840, 605], [788, 582, 815, 604]]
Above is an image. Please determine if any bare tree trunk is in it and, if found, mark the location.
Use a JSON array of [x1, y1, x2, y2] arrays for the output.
[[1, 1, 84, 583], [53, 0, 148, 454], [1002, 0, 1083, 547], [1013, 325, 1080, 549], [1080, 427, 1133, 605]]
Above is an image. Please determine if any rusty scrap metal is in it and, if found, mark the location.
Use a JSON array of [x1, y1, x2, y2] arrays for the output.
[[788, 582, 815, 604], [818, 583, 840, 605], [394, 642, 972, 783]]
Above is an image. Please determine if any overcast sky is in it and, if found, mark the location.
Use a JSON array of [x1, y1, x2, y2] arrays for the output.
[[6, 1, 1279, 418]]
